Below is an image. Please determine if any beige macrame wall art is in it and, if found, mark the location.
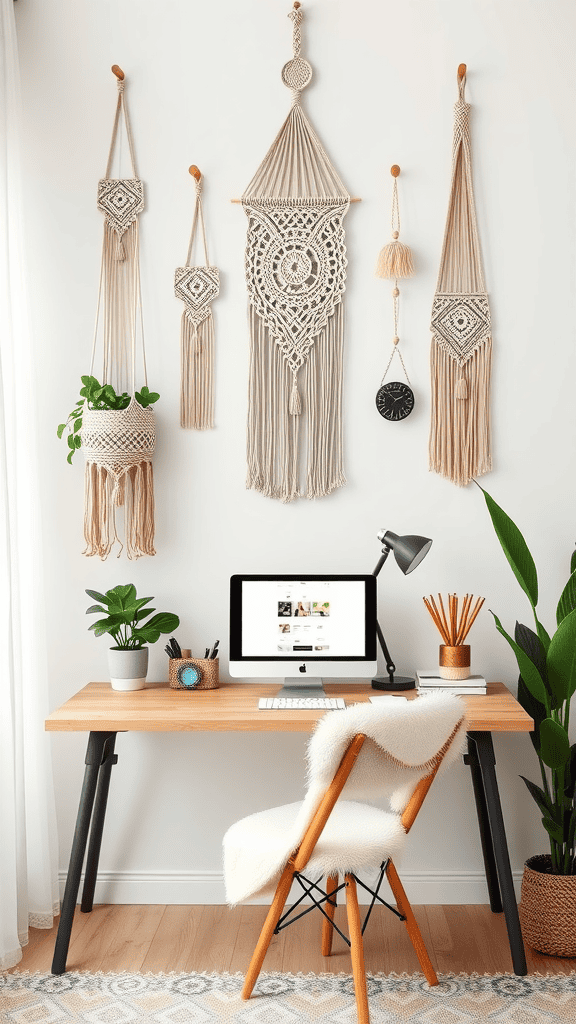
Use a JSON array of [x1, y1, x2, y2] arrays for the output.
[[83, 67, 156, 559], [239, 2, 355, 502], [175, 166, 219, 429], [429, 65, 492, 486]]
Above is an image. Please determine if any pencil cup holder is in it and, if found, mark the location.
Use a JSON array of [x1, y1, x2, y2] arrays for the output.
[[439, 645, 470, 680], [169, 657, 219, 690]]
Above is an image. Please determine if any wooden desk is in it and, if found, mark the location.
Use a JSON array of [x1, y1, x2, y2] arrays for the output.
[[46, 681, 532, 977]]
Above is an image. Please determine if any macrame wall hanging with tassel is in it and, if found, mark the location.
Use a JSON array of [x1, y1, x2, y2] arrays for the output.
[[175, 165, 219, 429], [240, 2, 354, 502], [429, 65, 492, 486], [375, 165, 415, 421], [83, 66, 156, 559]]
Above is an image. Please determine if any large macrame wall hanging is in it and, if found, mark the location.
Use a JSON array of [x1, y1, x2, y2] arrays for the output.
[[83, 67, 155, 559], [241, 2, 352, 502], [429, 65, 492, 486], [175, 165, 219, 429]]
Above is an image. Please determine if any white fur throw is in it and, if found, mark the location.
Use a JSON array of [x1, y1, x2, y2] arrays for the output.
[[223, 691, 467, 905]]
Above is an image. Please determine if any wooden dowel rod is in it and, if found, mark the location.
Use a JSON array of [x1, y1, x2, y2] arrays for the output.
[[437, 594, 451, 645], [111, 65, 125, 80], [423, 597, 449, 644], [458, 63, 467, 80], [230, 197, 362, 204], [462, 597, 485, 641]]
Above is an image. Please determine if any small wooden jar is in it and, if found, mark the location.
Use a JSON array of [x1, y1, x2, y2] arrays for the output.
[[439, 645, 470, 680], [169, 657, 219, 690]]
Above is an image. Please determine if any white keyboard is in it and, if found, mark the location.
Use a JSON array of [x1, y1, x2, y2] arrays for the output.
[[258, 697, 346, 710]]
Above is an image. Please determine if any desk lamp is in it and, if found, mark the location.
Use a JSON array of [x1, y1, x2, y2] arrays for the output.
[[372, 529, 432, 690]]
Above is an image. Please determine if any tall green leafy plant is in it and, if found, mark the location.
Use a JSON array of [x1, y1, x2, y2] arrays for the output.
[[480, 486, 576, 874], [86, 584, 179, 650]]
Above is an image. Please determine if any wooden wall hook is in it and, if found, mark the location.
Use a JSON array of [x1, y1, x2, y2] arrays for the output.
[[458, 63, 467, 81], [391, 165, 400, 177], [189, 165, 202, 182], [293, 2, 302, 9], [111, 65, 125, 81]]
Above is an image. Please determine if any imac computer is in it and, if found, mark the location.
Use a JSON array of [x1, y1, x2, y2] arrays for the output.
[[229, 574, 377, 697]]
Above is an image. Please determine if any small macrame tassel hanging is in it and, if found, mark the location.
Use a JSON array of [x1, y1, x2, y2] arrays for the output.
[[242, 2, 351, 501], [174, 166, 219, 429], [83, 67, 156, 559], [429, 66, 492, 486], [375, 166, 415, 421]]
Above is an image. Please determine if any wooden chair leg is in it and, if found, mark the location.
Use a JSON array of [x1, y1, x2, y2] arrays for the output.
[[345, 874, 371, 1024], [242, 861, 294, 1000], [385, 859, 438, 986], [322, 873, 338, 956]]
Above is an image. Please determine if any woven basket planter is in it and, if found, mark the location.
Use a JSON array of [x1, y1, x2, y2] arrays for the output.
[[81, 401, 156, 471], [519, 854, 576, 956]]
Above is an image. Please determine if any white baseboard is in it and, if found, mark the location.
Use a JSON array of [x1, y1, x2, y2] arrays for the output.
[[59, 869, 522, 906]]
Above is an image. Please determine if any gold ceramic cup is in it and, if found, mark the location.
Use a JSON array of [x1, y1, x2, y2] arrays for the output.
[[439, 644, 470, 680]]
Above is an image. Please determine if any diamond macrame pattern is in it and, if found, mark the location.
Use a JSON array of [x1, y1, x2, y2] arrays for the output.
[[244, 202, 348, 373], [174, 266, 220, 327], [81, 402, 155, 475], [431, 293, 491, 366], [97, 178, 145, 237]]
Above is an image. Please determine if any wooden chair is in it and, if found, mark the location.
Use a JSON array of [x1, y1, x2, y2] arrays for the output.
[[223, 696, 466, 1024]]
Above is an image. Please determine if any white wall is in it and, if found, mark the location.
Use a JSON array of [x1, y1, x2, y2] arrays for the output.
[[14, 0, 576, 904]]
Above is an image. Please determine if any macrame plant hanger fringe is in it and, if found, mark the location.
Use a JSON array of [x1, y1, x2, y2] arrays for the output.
[[241, 2, 352, 502], [175, 166, 219, 429], [82, 66, 156, 559], [429, 66, 492, 486]]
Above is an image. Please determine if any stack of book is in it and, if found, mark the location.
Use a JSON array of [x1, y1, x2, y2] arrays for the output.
[[415, 671, 487, 696]]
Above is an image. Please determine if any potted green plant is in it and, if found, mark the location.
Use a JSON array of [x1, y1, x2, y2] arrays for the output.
[[58, 375, 159, 464], [86, 584, 179, 691], [480, 486, 576, 955]]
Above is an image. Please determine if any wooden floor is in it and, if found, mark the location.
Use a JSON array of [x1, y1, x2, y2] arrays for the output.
[[8, 904, 576, 976]]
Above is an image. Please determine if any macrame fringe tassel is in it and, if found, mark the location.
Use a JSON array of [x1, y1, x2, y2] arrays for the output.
[[375, 240, 415, 280], [289, 376, 301, 416], [83, 461, 155, 560], [429, 337, 492, 487], [180, 311, 215, 429], [246, 306, 345, 502]]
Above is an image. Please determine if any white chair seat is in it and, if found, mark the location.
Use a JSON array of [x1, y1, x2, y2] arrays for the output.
[[223, 799, 406, 904]]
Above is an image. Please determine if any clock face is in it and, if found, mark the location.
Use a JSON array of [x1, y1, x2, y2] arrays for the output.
[[375, 381, 414, 421]]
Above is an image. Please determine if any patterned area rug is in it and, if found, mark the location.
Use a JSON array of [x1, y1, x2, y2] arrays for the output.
[[3, 970, 576, 1022]]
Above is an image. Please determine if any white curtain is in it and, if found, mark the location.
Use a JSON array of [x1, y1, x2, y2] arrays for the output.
[[0, 0, 60, 970]]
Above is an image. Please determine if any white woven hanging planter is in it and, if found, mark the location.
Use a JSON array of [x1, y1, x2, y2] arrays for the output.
[[82, 71, 156, 559]]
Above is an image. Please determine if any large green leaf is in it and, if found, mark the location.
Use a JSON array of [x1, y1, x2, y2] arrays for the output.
[[107, 584, 137, 610], [539, 718, 571, 770], [85, 589, 108, 605], [571, 549, 576, 576], [85, 604, 107, 615], [480, 487, 538, 608], [88, 614, 125, 633], [492, 612, 549, 706], [135, 606, 155, 622], [542, 815, 564, 845], [132, 626, 162, 644], [547, 607, 576, 704], [564, 743, 576, 799], [557, 568, 576, 626], [520, 775, 553, 818], [143, 612, 180, 634], [518, 678, 547, 751]]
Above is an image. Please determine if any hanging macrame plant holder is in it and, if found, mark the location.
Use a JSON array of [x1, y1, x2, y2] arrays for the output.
[[175, 169, 219, 429], [429, 68, 492, 486], [242, 3, 351, 502], [82, 72, 155, 559]]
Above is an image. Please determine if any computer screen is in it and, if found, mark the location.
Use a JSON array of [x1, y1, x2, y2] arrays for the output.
[[229, 575, 377, 687]]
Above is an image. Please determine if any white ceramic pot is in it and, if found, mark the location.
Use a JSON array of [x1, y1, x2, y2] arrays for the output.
[[108, 647, 149, 691]]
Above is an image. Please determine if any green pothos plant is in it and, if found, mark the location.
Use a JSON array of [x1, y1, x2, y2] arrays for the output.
[[57, 375, 159, 464], [480, 486, 576, 875]]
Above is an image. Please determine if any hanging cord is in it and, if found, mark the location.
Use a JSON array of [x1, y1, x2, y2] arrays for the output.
[[105, 77, 138, 179], [186, 177, 210, 268]]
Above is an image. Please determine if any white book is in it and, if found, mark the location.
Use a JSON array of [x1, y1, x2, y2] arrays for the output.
[[416, 671, 487, 688], [417, 685, 487, 696]]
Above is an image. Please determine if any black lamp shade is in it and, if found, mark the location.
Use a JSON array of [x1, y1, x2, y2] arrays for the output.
[[379, 531, 432, 575]]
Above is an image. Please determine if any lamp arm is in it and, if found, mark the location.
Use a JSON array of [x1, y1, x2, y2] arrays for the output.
[[372, 545, 395, 682]]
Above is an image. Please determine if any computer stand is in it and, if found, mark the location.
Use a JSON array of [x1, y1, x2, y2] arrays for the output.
[[275, 677, 327, 699]]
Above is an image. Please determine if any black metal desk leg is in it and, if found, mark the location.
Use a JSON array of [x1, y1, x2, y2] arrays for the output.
[[468, 731, 527, 976], [465, 737, 502, 913], [81, 734, 118, 913], [51, 731, 117, 975]]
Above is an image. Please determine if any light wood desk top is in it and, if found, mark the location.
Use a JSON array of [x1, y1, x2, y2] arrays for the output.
[[45, 681, 533, 734]]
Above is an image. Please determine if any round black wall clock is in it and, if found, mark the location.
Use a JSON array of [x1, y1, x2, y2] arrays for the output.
[[376, 381, 414, 421]]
